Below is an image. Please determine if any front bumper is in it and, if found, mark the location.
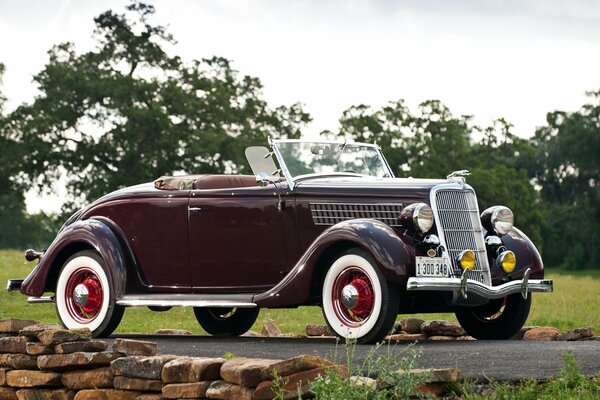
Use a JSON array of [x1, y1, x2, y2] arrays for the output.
[[407, 271, 553, 300]]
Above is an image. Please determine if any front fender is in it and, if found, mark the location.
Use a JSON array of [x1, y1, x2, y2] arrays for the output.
[[491, 227, 545, 284], [254, 218, 413, 308], [21, 218, 130, 299]]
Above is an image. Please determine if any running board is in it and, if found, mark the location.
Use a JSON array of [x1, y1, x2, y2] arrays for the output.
[[116, 293, 258, 308]]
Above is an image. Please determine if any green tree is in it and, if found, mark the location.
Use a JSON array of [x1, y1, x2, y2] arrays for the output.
[[532, 91, 600, 269], [0, 63, 55, 248], [9, 2, 310, 209], [336, 99, 544, 246]]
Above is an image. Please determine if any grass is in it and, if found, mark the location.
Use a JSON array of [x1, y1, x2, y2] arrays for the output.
[[1, 249, 599, 335]]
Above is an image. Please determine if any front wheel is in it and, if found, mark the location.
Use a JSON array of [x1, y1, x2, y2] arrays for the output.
[[455, 293, 532, 340], [55, 250, 124, 337], [321, 249, 399, 344], [193, 307, 260, 337]]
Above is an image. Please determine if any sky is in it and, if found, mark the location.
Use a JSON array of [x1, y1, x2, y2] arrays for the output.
[[1, 0, 600, 212]]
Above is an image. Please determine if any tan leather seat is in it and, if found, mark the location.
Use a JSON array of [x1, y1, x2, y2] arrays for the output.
[[193, 175, 257, 190]]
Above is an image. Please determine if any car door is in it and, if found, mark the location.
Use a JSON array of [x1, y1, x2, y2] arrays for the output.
[[188, 184, 288, 292]]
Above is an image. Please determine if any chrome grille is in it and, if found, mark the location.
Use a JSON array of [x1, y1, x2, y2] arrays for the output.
[[310, 203, 403, 226], [432, 187, 491, 285]]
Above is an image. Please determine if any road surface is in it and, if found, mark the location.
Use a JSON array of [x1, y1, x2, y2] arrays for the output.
[[107, 334, 600, 381]]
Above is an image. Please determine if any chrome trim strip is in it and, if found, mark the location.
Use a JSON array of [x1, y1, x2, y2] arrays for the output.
[[406, 277, 553, 300], [27, 296, 55, 304], [116, 299, 257, 308]]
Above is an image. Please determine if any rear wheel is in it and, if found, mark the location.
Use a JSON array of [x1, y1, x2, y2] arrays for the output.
[[193, 307, 260, 337], [55, 250, 124, 337], [321, 249, 399, 344], [455, 293, 532, 340]]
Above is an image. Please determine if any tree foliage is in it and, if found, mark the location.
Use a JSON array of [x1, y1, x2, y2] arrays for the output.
[[9, 2, 310, 207], [531, 91, 600, 269]]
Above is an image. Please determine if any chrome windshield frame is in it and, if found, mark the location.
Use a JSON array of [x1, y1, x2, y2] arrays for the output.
[[269, 138, 395, 191]]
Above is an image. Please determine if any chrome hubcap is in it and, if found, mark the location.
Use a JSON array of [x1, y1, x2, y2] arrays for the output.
[[341, 284, 359, 309], [73, 284, 89, 307]]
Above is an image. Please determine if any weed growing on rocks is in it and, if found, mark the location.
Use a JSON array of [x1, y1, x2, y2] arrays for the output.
[[308, 339, 433, 399]]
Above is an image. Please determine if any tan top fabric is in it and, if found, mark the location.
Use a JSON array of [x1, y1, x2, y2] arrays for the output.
[[154, 175, 258, 190]]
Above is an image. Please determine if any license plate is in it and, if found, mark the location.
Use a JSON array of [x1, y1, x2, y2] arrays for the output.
[[416, 256, 450, 277]]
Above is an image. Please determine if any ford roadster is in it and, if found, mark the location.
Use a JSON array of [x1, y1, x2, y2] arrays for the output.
[[8, 139, 553, 343]]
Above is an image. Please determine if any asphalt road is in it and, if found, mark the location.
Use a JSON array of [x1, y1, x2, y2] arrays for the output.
[[107, 334, 600, 381]]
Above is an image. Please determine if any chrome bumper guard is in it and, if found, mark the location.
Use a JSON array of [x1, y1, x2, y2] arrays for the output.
[[407, 272, 553, 300], [6, 279, 23, 292]]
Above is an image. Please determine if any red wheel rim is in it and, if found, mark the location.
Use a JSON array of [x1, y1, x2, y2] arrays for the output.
[[331, 266, 375, 327], [64, 267, 104, 324]]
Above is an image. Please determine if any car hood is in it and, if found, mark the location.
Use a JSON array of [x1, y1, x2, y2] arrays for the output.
[[293, 176, 449, 199]]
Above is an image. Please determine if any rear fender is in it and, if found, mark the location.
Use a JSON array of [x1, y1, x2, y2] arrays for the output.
[[254, 218, 413, 308], [20, 218, 131, 299]]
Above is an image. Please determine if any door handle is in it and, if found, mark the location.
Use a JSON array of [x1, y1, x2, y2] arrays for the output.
[[188, 207, 203, 212]]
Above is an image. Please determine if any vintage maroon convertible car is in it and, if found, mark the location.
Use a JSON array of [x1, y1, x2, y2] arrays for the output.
[[8, 139, 553, 343]]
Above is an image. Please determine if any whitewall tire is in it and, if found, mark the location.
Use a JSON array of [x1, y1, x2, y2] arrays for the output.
[[55, 250, 123, 337], [321, 249, 399, 344]]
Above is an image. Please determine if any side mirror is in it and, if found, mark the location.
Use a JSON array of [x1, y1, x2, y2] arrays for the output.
[[256, 172, 270, 187]]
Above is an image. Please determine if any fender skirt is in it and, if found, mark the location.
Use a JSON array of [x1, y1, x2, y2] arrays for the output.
[[20, 218, 130, 300], [254, 218, 413, 308]]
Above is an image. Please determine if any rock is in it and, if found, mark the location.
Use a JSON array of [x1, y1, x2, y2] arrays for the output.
[[395, 368, 461, 383], [0, 354, 38, 370], [385, 333, 427, 342], [14, 388, 75, 400], [205, 380, 253, 400], [73, 389, 141, 400], [267, 355, 334, 378], [556, 327, 594, 341], [580, 336, 600, 341], [305, 325, 333, 337], [456, 335, 477, 341], [522, 327, 560, 341], [0, 337, 32, 354], [0, 387, 16, 400], [241, 330, 261, 337], [0, 320, 39, 334], [514, 326, 538, 340], [55, 341, 108, 354], [428, 335, 456, 341], [19, 324, 61, 339], [398, 318, 425, 334], [111, 355, 178, 380], [6, 370, 62, 388], [1, 368, 8, 385], [137, 395, 165, 400], [254, 365, 348, 400], [25, 343, 55, 356], [220, 358, 281, 387], [37, 329, 91, 346], [113, 376, 163, 392], [348, 375, 377, 390], [261, 323, 282, 337], [61, 367, 114, 390], [162, 357, 225, 383], [112, 339, 157, 356], [153, 329, 191, 336], [420, 320, 466, 337], [162, 382, 211, 399], [37, 352, 119, 371]]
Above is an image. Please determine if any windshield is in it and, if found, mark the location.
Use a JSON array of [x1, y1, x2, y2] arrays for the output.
[[272, 140, 393, 180]]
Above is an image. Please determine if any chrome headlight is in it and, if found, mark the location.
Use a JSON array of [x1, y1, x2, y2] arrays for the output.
[[481, 206, 514, 235], [399, 202, 434, 233]]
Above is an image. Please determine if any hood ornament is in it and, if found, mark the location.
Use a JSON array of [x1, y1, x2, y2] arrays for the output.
[[447, 170, 471, 185]]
